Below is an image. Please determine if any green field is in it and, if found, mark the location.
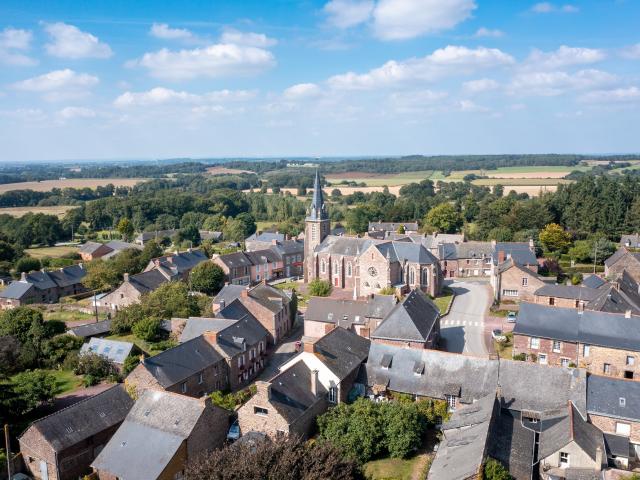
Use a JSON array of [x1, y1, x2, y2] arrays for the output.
[[25, 245, 79, 259], [471, 178, 574, 186], [44, 309, 107, 323], [326, 170, 437, 187]]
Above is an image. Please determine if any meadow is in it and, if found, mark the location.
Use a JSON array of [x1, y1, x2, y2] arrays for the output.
[[0, 205, 75, 217], [0, 178, 146, 193]]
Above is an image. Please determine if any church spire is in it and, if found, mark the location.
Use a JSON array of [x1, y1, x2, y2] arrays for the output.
[[308, 169, 328, 220]]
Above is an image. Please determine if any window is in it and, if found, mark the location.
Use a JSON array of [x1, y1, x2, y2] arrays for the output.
[[320, 259, 326, 274], [552, 341, 561, 353], [328, 387, 337, 404], [538, 354, 547, 365], [334, 261, 339, 273], [198, 372, 203, 384], [409, 268, 415, 284], [561, 358, 570, 368], [530, 337, 540, 349], [583, 344, 590, 357], [559, 452, 569, 467], [616, 422, 631, 436], [445, 394, 457, 411], [620, 397, 626, 407], [627, 356, 635, 366], [256, 274, 261, 281], [238, 355, 245, 368], [254, 406, 268, 416], [604, 363, 611, 375], [256, 264, 260, 272], [347, 263, 352, 277], [549, 297, 555, 306], [625, 370, 634, 380], [259, 341, 264, 353], [502, 289, 519, 297], [250, 349, 255, 360], [522, 277, 528, 287], [181, 382, 187, 393]]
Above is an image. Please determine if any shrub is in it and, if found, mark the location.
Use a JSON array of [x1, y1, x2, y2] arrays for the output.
[[308, 279, 332, 297], [123, 355, 140, 374], [10, 369, 57, 413], [378, 286, 396, 296], [512, 353, 526, 361], [14, 256, 41, 273], [483, 458, 513, 480], [74, 352, 117, 380], [132, 317, 162, 342]]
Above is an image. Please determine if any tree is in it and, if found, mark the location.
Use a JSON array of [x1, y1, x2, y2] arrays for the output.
[[396, 224, 405, 234], [308, 279, 332, 297], [0, 335, 22, 379], [132, 317, 162, 342], [139, 240, 163, 267], [179, 224, 201, 247], [84, 259, 120, 290], [117, 218, 135, 241], [423, 203, 462, 234], [74, 352, 118, 379], [190, 262, 225, 295], [142, 281, 201, 319], [42, 334, 83, 367], [539, 223, 571, 253], [483, 458, 513, 480], [185, 436, 363, 480], [0, 241, 17, 262], [10, 370, 57, 413], [381, 402, 424, 458], [14, 256, 40, 273]]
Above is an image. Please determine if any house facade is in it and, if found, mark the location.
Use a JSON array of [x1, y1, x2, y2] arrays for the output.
[[605, 248, 640, 282], [491, 258, 548, 303], [437, 241, 493, 278]]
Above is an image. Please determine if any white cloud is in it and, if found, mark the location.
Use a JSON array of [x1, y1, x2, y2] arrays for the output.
[[579, 86, 640, 103], [283, 83, 322, 100], [474, 27, 504, 38], [372, 0, 476, 40], [455, 99, 489, 112], [58, 106, 96, 120], [43, 22, 112, 59], [620, 43, 640, 60], [388, 89, 448, 113], [130, 44, 275, 80], [12, 69, 99, 101], [323, 0, 374, 28], [114, 87, 256, 107], [463, 78, 500, 93], [531, 3, 579, 13], [0, 27, 37, 66], [150, 23, 195, 41], [328, 45, 513, 90], [220, 29, 277, 48], [524, 46, 605, 70], [509, 69, 616, 96]]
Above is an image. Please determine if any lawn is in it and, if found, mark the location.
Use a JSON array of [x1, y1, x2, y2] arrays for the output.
[[44, 309, 106, 323], [364, 456, 420, 480], [25, 245, 79, 259], [4, 369, 83, 396], [494, 332, 513, 360], [432, 287, 454, 315], [106, 333, 171, 356]]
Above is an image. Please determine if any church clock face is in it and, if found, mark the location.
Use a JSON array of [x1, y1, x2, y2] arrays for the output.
[[368, 267, 378, 277]]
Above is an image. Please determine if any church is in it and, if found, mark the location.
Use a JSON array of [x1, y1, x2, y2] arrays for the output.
[[304, 171, 443, 298]]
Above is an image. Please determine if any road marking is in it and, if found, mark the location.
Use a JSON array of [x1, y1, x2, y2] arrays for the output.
[[441, 319, 485, 327]]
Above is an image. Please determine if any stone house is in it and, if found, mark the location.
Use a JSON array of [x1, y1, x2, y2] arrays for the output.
[[179, 301, 270, 391], [491, 258, 549, 303], [303, 294, 396, 339], [18, 384, 134, 480], [135, 229, 221, 246], [621, 233, 640, 249], [91, 390, 230, 480], [278, 327, 371, 404], [245, 231, 287, 251], [513, 302, 640, 379], [125, 335, 228, 397], [213, 251, 253, 285], [368, 221, 419, 235], [437, 241, 494, 278], [270, 239, 304, 278], [142, 249, 208, 279], [0, 264, 87, 309], [237, 360, 328, 439], [78, 241, 141, 261], [587, 374, 640, 468], [67, 319, 112, 339], [100, 269, 171, 311], [605, 248, 640, 282], [245, 248, 283, 283], [370, 289, 440, 349]]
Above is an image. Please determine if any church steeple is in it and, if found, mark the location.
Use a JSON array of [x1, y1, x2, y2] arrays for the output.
[[307, 170, 328, 221]]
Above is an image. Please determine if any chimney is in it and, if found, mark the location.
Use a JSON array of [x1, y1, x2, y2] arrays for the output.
[[303, 339, 316, 353], [625, 309, 632, 319], [577, 301, 584, 314], [203, 330, 218, 345], [311, 369, 319, 397], [123, 273, 130, 282], [20, 271, 26, 281], [498, 250, 506, 264], [255, 380, 272, 400], [241, 288, 249, 298], [271, 239, 278, 245], [529, 238, 535, 252], [219, 299, 225, 310], [491, 239, 497, 248]]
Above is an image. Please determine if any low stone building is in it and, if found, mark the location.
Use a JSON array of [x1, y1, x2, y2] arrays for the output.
[[80, 337, 134, 370], [605, 247, 640, 282], [370, 289, 440, 349], [91, 390, 230, 480], [19, 384, 134, 480], [437, 241, 494, 278], [513, 302, 640, 379], [303, 294, 396, 338], [78, 240, 141, 261], [621, 233, 640, 249]]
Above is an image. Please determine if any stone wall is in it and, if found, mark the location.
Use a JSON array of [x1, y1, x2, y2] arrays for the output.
[[588, 414, 640, 445], [512, 334, 579, 366]]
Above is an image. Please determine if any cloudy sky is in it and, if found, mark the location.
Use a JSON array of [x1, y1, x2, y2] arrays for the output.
[[1, 0, 639, 161]]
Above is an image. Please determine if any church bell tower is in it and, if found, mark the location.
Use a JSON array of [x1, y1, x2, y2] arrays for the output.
[[304, 170, 330, 282]]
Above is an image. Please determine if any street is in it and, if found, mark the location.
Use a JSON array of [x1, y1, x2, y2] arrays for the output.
[[439, 279, 492, 356]]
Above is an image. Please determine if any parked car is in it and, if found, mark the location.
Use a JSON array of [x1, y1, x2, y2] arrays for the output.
[[507, 311, 517, 323], [227, 420, 240, 442], [492, 329, 507, 342]]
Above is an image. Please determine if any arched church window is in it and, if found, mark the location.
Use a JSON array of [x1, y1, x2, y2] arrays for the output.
[[320, 259, 326, 274], [409, 268, 415, 284]]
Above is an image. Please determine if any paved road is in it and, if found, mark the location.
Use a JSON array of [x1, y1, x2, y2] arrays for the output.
[[439, 279, 492, 356], [256, 315, 304, 381]]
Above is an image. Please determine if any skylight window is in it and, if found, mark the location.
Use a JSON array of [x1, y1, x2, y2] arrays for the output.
[[620, 397, 626, 407]]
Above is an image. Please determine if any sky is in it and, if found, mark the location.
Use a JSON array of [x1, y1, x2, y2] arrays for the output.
[[0, 0, 639, 161]]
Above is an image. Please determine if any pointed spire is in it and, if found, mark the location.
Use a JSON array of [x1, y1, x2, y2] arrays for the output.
[[308, 169, 328, 220]]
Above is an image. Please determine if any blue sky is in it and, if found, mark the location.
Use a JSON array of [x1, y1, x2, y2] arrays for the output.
[[0, 0, 639, 161]]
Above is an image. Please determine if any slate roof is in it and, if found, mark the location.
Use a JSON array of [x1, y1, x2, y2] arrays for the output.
[[136, 229, 178, 243], [80, 337, 134, 364], [270, 239, 304, 256], [493, 242, 537, 266], [151, 250, 208, 274], [514, 302, 640, 352], [67, 319, 112, 338], [364, 343, 498, 403], [141, 336, 224, 388], [587, 374, 640, 422], [244, 283, 289, 313], [0, 263, 87, 300], [375, 241, 438, 264], [20, 384, 133, 453], [46, 264, 87, 288], [368, 221, 419, 232], [371, 289, 439, 343], [307, 170, 328, 221], [269, 360, 327, 423], [211, 302, 269, 358], [179, 317, 238, 343], [245, 231, 285, 243], [215, 251, 253, 268], [127, 269, 172, 294], [438, 241, 493, 260], [587, 284, 640, 315], [534, 284, 602, 301], [91, 390, 209, 480], [0, 281, 34, 299], [498, 360, 587, 414], [604, 248, 638, 268], [105, 240, 142, 252], [582, 275, 606, 289], [305, 295, 396, 327], [604, 433, 630, 458], [245, 248, 281, 265], [429, 394, 496, 480], [78, 241, 105, 255], [315, 235, 374, 256], [312, 327, 370, 381], [488, 409, 536, 480], [213, 284, 246, 307], [621, 233, 640, 249]]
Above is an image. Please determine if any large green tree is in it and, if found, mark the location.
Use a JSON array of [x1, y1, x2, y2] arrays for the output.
[[539, 223, 572, 253], [189, 262, 225, 295], [423, 203, 463, 234]]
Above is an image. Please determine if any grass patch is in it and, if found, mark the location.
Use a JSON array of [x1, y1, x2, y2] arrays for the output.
[[274, 280, 309, 307], [25, 245, 79, 259], [44, 310, 107, 323], [432, 287, 454, 315], [494, 332, 513, 360], [364, 455, 421, 480], [0, 206, 75, 218], [6, 369, 84, 395], [106, 333, 174, 356]]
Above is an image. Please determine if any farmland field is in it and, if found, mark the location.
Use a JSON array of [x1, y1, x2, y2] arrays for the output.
[[0, 205, 75, 217], [25, 245, 79, 259], [325, 170, 436, 186], [206, 166, 252, 175], [471, 178, 573, 186], [0, 178, 147, 193]]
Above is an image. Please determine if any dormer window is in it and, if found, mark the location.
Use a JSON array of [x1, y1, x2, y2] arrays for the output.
[[620, 397, 626, 407]]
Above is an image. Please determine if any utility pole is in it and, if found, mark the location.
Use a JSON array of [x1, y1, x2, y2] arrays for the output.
[[4, 423, 11, 479], [593, 242, 598, 274], [94, 290, 99, 323]]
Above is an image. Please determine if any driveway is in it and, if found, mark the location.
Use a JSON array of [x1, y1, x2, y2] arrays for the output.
[[439, 279, 492, 356]]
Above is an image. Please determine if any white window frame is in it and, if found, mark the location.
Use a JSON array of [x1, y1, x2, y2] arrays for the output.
[[627, 355, 635, 366], [560, 358, 569, 368], [522, 277, 528, 287], [538, 353, 547, 365], [604, 363, 611, 375], [320, 259, 326, 274], [530, 337, 540, 350], [198, 372, 203, 384], [328, 387, 337, 404], [559, 452, 570, 468], [445, 394, 457, 411], [583, 344, 590, 357], [616, 422, 631, 436], [502, 289, 519, 297], [552, 340, 561, 353]]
